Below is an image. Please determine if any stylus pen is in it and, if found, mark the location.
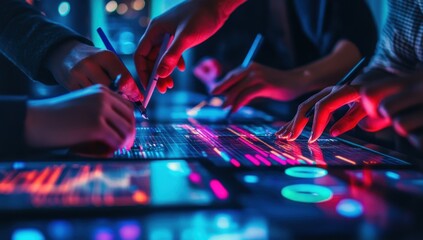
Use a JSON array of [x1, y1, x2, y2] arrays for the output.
[[241, 33, 263, 68], [96, 27, 149, 120], [142, 33, 171, 109], [305, 57, 368, 118], [226, 33, 264, 117]]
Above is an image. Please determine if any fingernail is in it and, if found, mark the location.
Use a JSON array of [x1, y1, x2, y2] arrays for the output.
[[308, 132, 314, 143], [331, 129, 340, 137], [286, 132, 294, 141]]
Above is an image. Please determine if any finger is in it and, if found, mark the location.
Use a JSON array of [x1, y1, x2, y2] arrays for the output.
[[222, 78, 256, 108], [230, 85, 264, 113], [280, 122, 294, 139], [95, 51, 143, 101], [358, 116, 391, 132], [108, 93, 135, 124], [392, 108, 423, 137], [287, 89, 332, 141], [95, 121, 126, 151], [136, 20, 164, 57], [165, 76, 174, 89], [155, 76, 174, 94], [137, 46, 161, 88], [309, 86, 360, 143], [212, 67, 249, 95], [157, 33, 187, 78], [81, 61, 111, 86], [276, 122, 290, 136], [71, 71, 92, 89], [329, 103, 367, 137], [177, 56, 186, 71], [379, 89, 423, 119], [360, 79, 404, 118]]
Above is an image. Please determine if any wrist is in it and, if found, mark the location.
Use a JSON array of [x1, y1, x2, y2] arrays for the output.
[[46, 40, 81, 71], [291, 68, 317, 93]]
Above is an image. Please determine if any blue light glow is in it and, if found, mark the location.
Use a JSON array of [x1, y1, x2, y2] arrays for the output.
[[166, 161, 191, 176], [216, 214, 231, 229], [47, 221, 72, 239], [13, 162, 25, 169], [12, 229, 45, 240], [336, 199, 364, 218], [58, 2, 71, 17], [285, 167, 328, 178], [385, 171, 400, 180], [243, 175, 259, 184], [94, 227, 113, 240]]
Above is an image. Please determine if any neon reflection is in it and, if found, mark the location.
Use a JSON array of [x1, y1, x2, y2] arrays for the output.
[[285, 167, 328, 178], [336, 199, 364, 218], [210, 179, 229, 200], [281, 184, 333, 203]]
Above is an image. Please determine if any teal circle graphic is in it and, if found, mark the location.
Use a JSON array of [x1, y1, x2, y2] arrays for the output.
[[285, 167, 328, 178], [281, 184, 333, 203]]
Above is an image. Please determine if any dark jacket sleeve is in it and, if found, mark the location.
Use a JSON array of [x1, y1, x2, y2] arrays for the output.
[[0, 96, 28, 156], [293, 0, 378, 57], [0, 0, 92, 84]]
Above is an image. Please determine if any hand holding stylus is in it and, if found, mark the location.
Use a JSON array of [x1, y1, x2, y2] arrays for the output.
[[97, 27, 149, 119]]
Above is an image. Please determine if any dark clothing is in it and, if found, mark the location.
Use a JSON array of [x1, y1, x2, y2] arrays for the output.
[[0, 0, 91, 156]]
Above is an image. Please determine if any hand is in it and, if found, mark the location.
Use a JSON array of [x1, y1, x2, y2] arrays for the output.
[[47, 41, 143, 102], [212, 63, 310, 113], [276, 85, 370, 143], [193, 57, 222, 92], [361, 74, 423, 150], [25, 84, 135, 157], [135, 0, 245, 93]]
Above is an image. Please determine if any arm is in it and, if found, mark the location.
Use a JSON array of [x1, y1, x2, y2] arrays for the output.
[[0, 0, 142, 101], [25, 85, 136, 157], [212, 40, 361, 113], [0, 0, 91, 84]]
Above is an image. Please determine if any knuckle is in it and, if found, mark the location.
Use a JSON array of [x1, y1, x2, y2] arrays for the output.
[[297, 102, 308, 112]]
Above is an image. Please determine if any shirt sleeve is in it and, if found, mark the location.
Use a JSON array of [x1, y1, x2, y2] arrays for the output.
[[0, 96, 28, 156], [293, 0, 378, 57], [0, 0, 93, 85]]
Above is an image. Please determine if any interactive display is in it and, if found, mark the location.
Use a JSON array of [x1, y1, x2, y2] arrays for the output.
[[235, 167, 417, 238], [114, 123, 409, 167], [0, 160, 229, 211]]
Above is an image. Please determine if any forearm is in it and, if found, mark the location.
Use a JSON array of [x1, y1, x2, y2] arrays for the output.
[[293, 40, 362, 92], [0, 0, 91, 84]]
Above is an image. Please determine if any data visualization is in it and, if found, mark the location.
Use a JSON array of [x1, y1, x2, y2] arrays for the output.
[[114, 123, 409, 167], [0, 160, 229, 211]]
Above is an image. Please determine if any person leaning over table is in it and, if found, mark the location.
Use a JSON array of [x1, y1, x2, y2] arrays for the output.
[[276, 0, 423, 152], [0, 0, 139, 157]]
